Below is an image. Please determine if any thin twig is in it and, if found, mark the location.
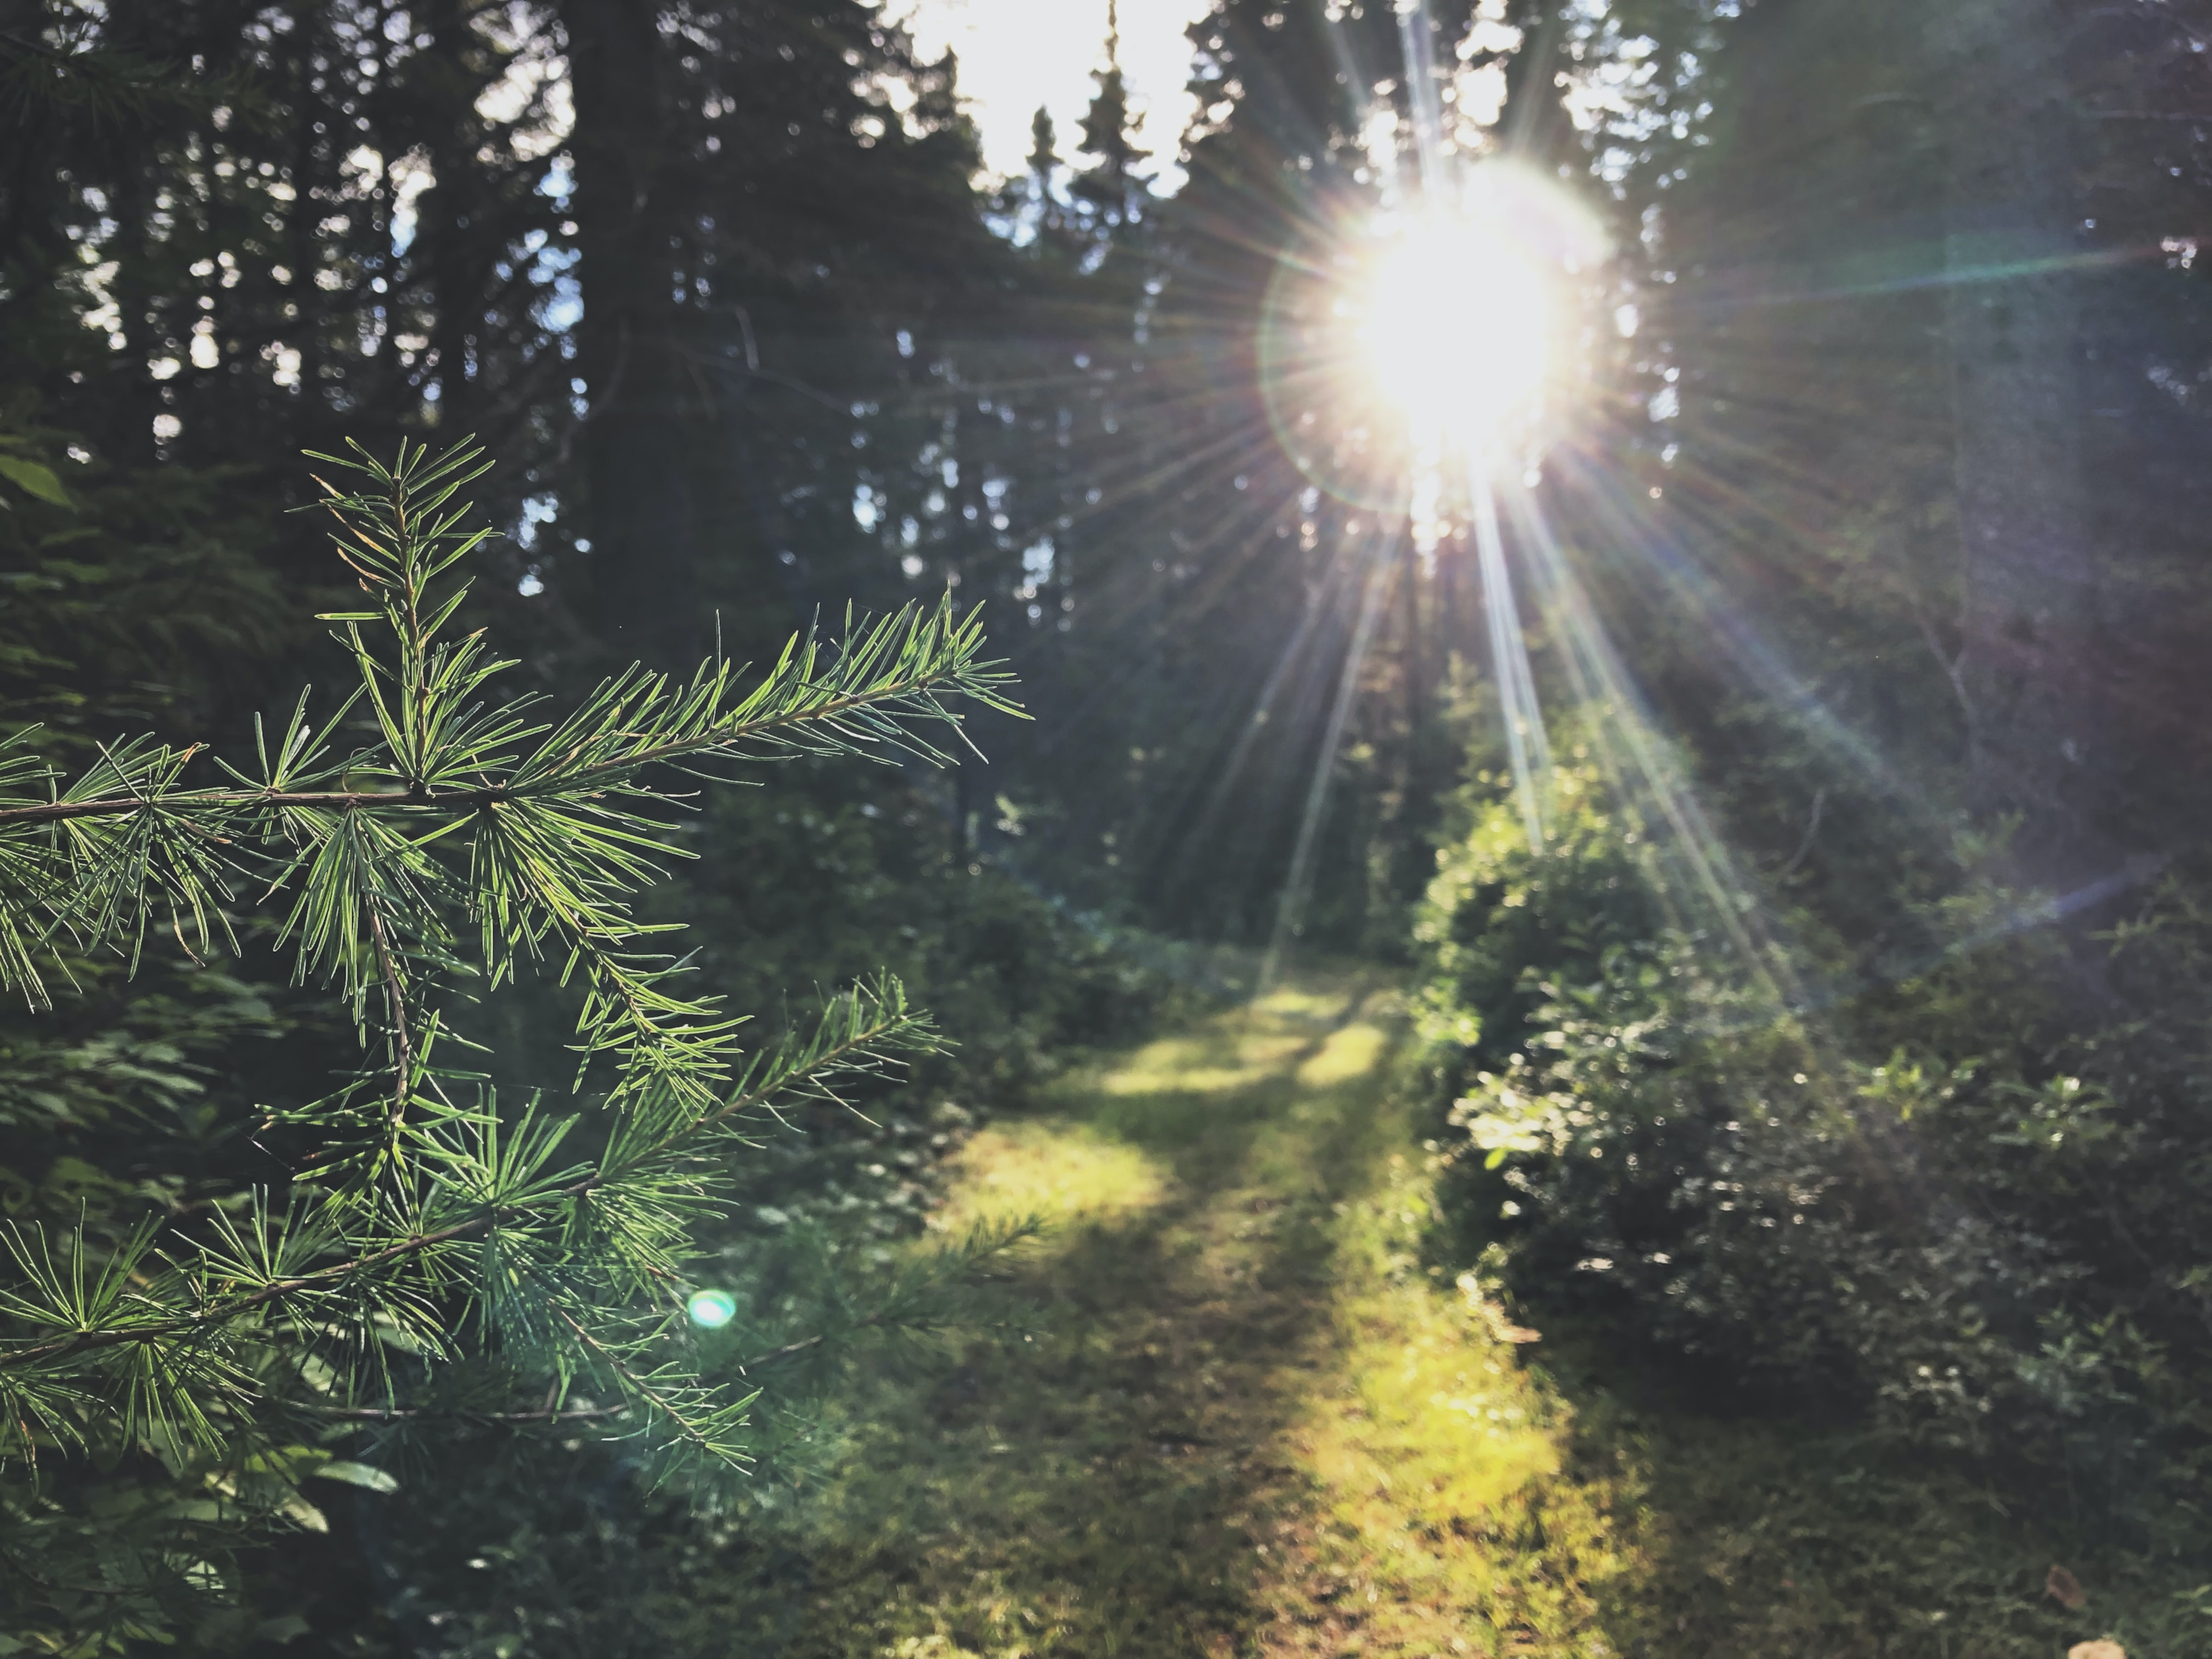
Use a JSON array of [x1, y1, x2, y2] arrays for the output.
[[298, 1401, 632, 1423], [1900, 580, 1972, 721], [553, 1307, 727, 1455], [733, 1331, 830, 1370], [1780, 787, 1826, 878], [363, 896, 412, 1130]]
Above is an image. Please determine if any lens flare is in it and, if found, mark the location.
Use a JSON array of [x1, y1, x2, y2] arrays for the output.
[[686, 1288, 737, 1329]]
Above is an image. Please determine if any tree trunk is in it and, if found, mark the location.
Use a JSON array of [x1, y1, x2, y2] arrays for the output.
[[422, 0, 487, 440], [0, 2, 65, 339], [1936, 0, 2104, 879], [564, 0, 700, 670]]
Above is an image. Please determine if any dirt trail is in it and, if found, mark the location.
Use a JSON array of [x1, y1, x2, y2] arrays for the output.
[[751, 979, 1639, 1659]]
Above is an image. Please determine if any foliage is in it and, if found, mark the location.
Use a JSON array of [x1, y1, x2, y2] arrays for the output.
[[1392, 1, 2212, 1621], [1413, 746, 2212, 1568], [0, 439, 1022, 1647], [311, 971, 2211, 1659]]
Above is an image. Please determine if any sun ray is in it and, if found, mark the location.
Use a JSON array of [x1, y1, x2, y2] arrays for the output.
[[1166, 551, 1354, 889], [1470, 470, 1552, 849], [1501, 482, 1796, 1012], [1262, 526, 1400, 988]]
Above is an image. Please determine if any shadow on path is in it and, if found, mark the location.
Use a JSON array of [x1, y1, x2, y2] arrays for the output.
[[679, 974, 2154, 1659], [727, 975, 1643, 1659]]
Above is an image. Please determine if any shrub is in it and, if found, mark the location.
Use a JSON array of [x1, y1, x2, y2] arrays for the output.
[[1415, 757, 2212, 1535]]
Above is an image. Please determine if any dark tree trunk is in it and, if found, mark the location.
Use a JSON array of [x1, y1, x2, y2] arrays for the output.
[[286, 10, 327, 426], [564, 0, 700, 670], [0, 1, 66, 335], [422, 0, 488, 439], [1936, 0, 2106, 879]]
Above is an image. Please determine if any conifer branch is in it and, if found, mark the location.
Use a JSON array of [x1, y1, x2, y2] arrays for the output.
[[0, 628, 1016, 830], [0, 439, 1013, 1493], [299, 1401, 634, 1424], [551, 1306, 754, 1467], [0, 631, 1013, 830], [0, 987, 922, 1372]]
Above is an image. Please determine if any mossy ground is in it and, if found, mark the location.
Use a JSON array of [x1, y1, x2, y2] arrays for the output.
[[687, 979, 2164, 1658]]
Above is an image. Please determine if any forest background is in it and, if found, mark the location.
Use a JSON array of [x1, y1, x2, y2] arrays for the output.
[[8, 0, 2212, 1652]]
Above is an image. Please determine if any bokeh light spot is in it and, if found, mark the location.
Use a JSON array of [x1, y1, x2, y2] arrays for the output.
[[687, 1288, 737, 1329]]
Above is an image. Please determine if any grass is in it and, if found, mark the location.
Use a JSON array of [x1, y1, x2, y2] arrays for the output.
[[676, 977, 2185, 1659]]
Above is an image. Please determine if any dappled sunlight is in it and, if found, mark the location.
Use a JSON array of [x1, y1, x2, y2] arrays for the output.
[[1293, 1020, 1387, 1088], [1245, 985, 1359, 1025], [928, 1121, 1171, 1235], [1093, 1041, 1302, 1098], [1091, 986, 1358, 1099], [760, 982, 1651, 1657], [1261, 1161, 1637, 1657]]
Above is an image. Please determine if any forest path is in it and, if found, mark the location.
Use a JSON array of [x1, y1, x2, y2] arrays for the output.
[[770, 976, 1640, 1658]]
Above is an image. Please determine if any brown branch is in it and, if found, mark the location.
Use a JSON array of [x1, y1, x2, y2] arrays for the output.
[[0, 786, 452, 826], [0, 1206, 525, 1369], [306, 1300, 915, 1417], [734, 1331, 830, 1371], [299, 1400, 632, 1424]]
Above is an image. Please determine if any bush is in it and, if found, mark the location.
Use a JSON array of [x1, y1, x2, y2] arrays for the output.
[[1414, 757, 2212, 1538]]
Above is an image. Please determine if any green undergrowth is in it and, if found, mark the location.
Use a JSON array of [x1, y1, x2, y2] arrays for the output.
[[565, 975, 2181, 1658], [1537, 1329, 2186, 1658]]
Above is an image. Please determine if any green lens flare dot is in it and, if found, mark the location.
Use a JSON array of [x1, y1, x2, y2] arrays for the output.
[[687, 1289, 737, 1329]]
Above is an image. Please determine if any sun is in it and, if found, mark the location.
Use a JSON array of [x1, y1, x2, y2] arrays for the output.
[[1354, 209, 1559, 455], [1254, 164, 1600, 509]]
